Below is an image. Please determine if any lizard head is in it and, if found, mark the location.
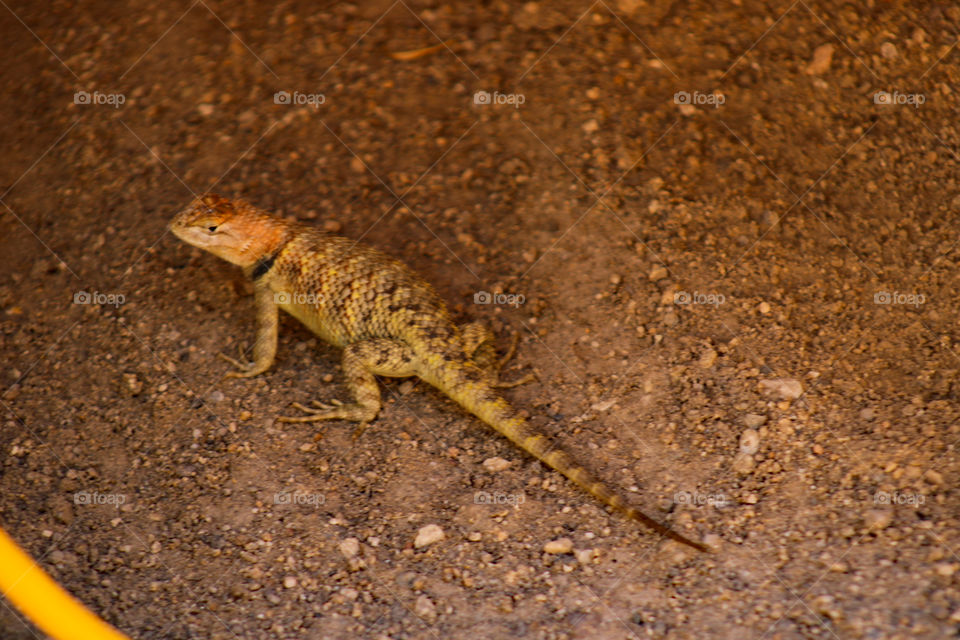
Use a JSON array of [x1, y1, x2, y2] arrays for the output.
[[170, 194, 289, 268]]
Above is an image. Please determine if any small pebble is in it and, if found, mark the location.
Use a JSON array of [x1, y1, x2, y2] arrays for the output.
[[732, 452, 755, 475], [197, 103, 215, 116], [702, 534, 721, 550], [544, 538, 574, 554], [863, 509, 893, 531], [936, 563, 958, 577], [414, 524, 445, 548], [739, 429, 760, 455], [806, 43, 834, 75], [648, 266, 668, 281], [575, 548, 595, 564], [698, 348, 718, 369], [123, 373, 143, 395], [283, 576, 297, 589], [744, 414, 767, 428], [880, 42, 898, 59], [415, 594, 438, 621], [759, 378, 803, 400], [339, 537, 360, 558], [482, 457, 511, 472]]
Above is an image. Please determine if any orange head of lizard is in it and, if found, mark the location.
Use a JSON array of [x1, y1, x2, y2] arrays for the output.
[[169, 194, 291, 268]]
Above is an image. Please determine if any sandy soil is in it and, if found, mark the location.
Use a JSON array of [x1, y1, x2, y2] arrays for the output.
[[2, 1, 960, 638]]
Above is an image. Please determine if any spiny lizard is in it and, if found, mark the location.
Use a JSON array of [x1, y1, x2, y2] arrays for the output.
[[170, 194, 706, 552]]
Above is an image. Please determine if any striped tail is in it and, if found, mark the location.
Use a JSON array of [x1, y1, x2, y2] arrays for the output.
[[438, 371, 707, 552]]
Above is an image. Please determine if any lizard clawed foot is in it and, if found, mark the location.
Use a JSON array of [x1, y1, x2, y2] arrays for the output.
[[498, 331, 522, 369], [217, 351, 270, 379], [490, 332, 535, 388], [276, 399, 376, 424]]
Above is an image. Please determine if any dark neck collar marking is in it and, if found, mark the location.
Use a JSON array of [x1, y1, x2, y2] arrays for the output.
[[251, 245, 284, 281]]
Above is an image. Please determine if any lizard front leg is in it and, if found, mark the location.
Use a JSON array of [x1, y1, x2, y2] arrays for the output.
[[277, 338, 416, 428], [219, 283, 278, 378]]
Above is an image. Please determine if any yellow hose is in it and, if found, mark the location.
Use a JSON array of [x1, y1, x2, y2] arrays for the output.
[[0, 525, 131, 640]]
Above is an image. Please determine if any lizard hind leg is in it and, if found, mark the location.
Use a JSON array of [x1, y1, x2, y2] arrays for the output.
[[276, 338, 416, 432], [461, 322, 535, 389]]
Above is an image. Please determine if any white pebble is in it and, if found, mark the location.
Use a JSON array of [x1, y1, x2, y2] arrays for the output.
[[575, 549, 595, 564], [482, 457, 511, 472], [759, 378, 803, 400], [739, 429, 760, 455], [544, 538, 574, 554], [414, 524, 445, 549], [339, 537, 360, 558], [414, 594, 437, 621]]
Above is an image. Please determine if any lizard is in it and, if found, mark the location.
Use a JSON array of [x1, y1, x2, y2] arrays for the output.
[[169, 193, 707, 552]]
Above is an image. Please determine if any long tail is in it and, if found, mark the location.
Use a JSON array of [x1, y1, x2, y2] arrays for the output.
[[433, 365, 707, 552]]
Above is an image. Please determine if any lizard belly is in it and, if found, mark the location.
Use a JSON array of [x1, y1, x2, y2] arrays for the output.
[[280, 299, 347, 347]]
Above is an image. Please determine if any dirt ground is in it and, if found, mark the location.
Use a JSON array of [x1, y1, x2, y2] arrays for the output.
[[2, 1, 959, 638]]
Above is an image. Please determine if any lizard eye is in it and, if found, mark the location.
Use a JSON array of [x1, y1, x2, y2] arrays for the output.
[[207, 225, 218, 233]]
